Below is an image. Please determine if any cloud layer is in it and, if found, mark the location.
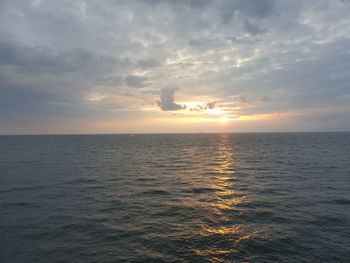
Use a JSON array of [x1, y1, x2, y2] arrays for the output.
[[1, 0, 350, 133]]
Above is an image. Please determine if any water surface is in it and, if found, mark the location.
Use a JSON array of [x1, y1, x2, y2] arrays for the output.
[[1, 133, 350, 262]]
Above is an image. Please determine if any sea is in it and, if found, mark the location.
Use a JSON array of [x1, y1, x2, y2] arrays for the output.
[[0, 133, 349, 262]]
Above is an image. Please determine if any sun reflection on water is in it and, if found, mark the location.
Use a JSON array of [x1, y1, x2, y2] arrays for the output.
[[190, 134, 258, 261]]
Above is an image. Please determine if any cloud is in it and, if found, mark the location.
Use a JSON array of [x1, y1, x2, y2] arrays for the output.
[[157, 86, 186, 111], [136, 58, 160, 69], [0, 41, 125, 75], [234, 0, 275, 18], [207, 102, 216, 109], [187, 101, 218, 112], [243, 19, 265, 35], [222, 0, 275, 24], [125, 75, 148, 88], [188, 39, 205, 46], [138, 0, 211, 9]]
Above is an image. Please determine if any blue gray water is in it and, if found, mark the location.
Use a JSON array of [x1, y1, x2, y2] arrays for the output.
[[0, 133, 350, 262]]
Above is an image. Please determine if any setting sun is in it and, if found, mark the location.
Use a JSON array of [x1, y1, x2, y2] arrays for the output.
[[207, 108, 224, 115]]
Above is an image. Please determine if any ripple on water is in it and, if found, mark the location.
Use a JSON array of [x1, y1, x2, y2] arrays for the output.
[[137, 189, 173, 196]]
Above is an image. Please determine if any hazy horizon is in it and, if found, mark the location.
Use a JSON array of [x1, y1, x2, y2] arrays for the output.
[[1, 130, 350, 136]]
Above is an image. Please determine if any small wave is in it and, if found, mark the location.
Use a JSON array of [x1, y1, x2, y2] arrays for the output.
[[308, 215, 348, 227], [0, 185, 46, 193], [151, 205, 195, 218], [325, 198, 350, 205], [186, 187, 223, 194], [135, 177, 157, 182], [223, 177, 238, 182], [138, 189, 172, 196], [39, 192, 65, 199], [0, 202, 41, 208], [63, 178, 97, 185], [257, 188, 289, 195], [61, 222, 97, 232]]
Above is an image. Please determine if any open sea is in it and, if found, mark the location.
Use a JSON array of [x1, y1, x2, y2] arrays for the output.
[[0, 133, 349, 262]]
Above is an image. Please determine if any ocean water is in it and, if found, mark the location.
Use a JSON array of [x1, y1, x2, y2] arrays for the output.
[[0, 133, 349, 262]]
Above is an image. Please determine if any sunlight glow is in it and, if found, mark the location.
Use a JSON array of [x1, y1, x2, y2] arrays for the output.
[[207, 108, 224, 115], [219, 116, 229, 123], [86, 93, 105, 102]]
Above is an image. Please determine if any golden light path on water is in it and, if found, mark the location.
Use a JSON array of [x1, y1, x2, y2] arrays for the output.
[[181, 134, 259, 262]]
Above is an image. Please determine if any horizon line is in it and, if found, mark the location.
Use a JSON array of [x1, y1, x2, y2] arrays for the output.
[[1, 131, 350, 136]]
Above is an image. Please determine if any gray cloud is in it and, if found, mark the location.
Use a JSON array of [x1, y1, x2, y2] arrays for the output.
[[157, 86, 186, 111], [188, 101, 218, 112], [243, 19, 265, 35], [188, 39, 205, 46], [222, 0, 275, 24], [138, 0, 211, 9], [207, 102, 217, 109], [125, 75, 148, 88], [136, 59, 160, 69], [0, 41, 127, 75]]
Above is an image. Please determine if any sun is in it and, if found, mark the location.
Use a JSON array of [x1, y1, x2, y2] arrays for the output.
[[207, 108, 224, 115], [219, 116, 229, 123]]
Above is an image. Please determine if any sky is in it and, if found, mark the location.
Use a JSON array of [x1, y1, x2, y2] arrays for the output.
[[1, 0, 350, 134]]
